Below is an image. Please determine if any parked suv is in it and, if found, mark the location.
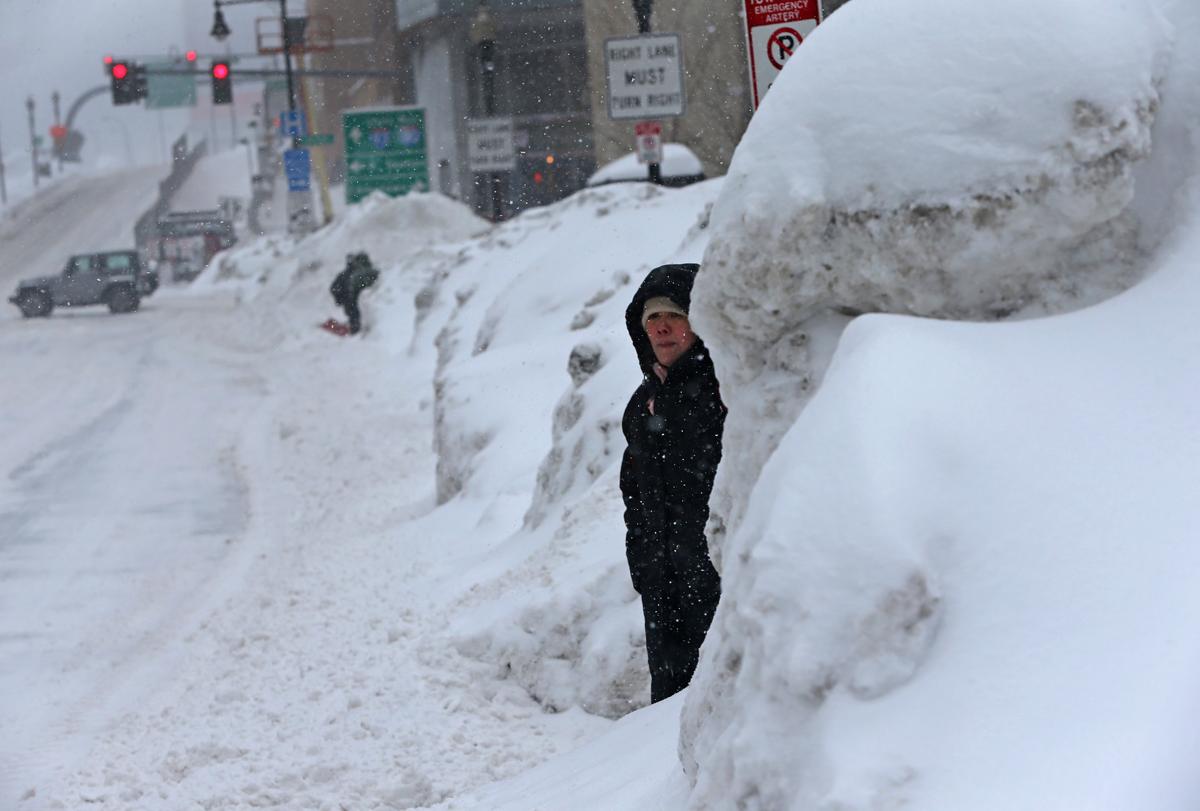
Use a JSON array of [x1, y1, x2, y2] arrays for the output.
[[8, 250, 158, 318]]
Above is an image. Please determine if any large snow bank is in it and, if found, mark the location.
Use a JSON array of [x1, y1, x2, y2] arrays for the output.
[[677, 0, 1200, 808], [417, 180, 724, 716], [680, 208, 1200, 810], [692, 0, 1172, 546]]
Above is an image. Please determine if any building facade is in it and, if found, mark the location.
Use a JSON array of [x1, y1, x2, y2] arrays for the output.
[[305, 0, 406, 184], [394, 0, 594, 216], [301, 0, 854, 215]]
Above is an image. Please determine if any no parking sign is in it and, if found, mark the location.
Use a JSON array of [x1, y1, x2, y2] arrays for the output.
[[744, 0, 822, 108]]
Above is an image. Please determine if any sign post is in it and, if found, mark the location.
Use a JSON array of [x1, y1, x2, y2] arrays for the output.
[[743, 0, 822, 108], [342, 107, 429, 204]]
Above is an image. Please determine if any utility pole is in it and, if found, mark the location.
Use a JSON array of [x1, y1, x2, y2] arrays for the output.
[[632, 0, 661, 185], [26, 97, 39, 188]]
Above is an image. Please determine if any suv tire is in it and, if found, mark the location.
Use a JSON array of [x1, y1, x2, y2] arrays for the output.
[[106, 285, 140, 314], [17, 289, 52, 318]]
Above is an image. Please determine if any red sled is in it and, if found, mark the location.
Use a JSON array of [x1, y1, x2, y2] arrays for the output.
[[320, 318, 351, 336]]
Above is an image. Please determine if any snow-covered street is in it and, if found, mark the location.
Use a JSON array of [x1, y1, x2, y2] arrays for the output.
[[0, 284, 609, 808], [0, 292, 257, 799]]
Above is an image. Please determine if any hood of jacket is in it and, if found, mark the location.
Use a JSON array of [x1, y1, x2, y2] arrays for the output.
[[625, 263, 703, 379]]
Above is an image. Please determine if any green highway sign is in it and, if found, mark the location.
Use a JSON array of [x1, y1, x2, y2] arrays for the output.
[[342, 107, 429, 203], [299, 133, 335, 146], [146, 61, 197, 109]]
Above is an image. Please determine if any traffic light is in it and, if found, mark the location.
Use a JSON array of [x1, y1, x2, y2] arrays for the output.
[[211, 61, 233, 105], [108, 60, 148, 105], [109, 60, 135, 105]]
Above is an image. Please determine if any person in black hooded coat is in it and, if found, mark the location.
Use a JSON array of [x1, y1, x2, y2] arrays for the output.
[[620, 263, 726, 703]]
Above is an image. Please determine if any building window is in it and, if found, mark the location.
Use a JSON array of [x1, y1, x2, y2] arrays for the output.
[[470, 22, 589, 118]]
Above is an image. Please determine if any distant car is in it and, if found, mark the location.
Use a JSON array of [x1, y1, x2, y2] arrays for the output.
[[8, 250, 157, 318]]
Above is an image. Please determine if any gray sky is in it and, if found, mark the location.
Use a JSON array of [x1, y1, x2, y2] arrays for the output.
[[0, 0, 273, 183]]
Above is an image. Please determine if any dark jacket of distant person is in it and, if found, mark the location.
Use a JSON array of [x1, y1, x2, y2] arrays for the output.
[[329, 253, 379, 335]]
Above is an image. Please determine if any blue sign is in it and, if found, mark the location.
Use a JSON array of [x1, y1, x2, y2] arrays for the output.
[[284, 148, 311, 192], [398, 125, 424, 147], [369, 127, 392, 150], [280, 110, 308, 139]]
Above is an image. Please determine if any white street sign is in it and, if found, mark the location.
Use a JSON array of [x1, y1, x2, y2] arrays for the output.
[[605, 34, 685, 120], [467, 117, 516, 172]]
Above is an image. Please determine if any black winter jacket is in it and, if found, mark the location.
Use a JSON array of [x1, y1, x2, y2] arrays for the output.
[[620, 264, 726, 597]]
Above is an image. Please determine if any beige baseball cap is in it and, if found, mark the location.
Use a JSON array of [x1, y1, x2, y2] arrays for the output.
[[641, 296, 688, 328]]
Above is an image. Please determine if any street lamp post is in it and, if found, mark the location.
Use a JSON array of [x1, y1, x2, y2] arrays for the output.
[[470, 2, 504, 222], [210, 0, 298, 142], [631, 0, 661, 185]]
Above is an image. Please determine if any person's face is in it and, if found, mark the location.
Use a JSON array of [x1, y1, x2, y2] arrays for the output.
[[645, 311, 698, 367]]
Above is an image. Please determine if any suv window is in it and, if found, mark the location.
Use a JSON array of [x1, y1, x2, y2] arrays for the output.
[[102, 254, 135, 272], [67, 256, 93, 274]]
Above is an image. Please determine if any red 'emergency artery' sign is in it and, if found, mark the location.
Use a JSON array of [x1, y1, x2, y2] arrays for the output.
[[743, 0, 821, 108], [745, 0, 818, 27]]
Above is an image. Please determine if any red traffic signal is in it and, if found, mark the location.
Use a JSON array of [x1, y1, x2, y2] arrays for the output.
[[108, 59, 147, 105], [110, 60, 136, 104], [211, 61, 233, 105], [185, 50, 198, 62]]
